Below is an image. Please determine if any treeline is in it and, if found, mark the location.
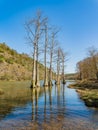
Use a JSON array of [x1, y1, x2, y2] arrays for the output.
[[25, 11, 67, 87], [76, 46, 98, 80], [65, 73, 77, 80]]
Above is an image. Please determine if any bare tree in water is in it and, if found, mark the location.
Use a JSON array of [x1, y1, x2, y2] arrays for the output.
[[48, 28, 59, 86], [60, 49, 67, 84], [43, 19, 49, 87], [25, 11, 47, 88], [55, 47, 61, 85], [25, 11, 68, 87]]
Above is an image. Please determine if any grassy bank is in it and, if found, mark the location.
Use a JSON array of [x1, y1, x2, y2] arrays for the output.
[[69, 80, 98, 108]]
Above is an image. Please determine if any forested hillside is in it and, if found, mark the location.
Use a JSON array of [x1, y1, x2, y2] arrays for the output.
[[0, 43, 45, 80]]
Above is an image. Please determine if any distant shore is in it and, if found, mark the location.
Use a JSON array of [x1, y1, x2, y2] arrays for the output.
[[69, 80, 98, 108]]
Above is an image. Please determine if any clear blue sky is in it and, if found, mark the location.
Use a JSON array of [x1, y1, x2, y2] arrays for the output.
[[0, 0, 98, 73]]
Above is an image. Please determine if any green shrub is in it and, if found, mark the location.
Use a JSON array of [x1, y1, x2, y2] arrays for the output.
[[0, 58, 4, 63], [5, 58, 14, 64], [10, 49, 17, 55]]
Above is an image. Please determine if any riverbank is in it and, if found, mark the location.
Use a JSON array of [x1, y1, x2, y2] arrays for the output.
[[69, 80, 98, 107], [0, 81, 98, 130]]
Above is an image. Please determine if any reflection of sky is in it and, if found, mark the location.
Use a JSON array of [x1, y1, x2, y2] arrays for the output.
[[0, 81, 98, 129], [0, 0, 98, 73]]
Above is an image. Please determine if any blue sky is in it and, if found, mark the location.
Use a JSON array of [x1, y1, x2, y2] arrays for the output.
[[0, 0, 98, 73]]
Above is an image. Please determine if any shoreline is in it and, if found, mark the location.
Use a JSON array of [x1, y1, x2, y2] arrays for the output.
[[68, 80, 98, 108]]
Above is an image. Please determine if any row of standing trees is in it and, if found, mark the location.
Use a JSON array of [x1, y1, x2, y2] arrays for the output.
[[25, 11, 67, 88], [76, 46, 98, 80]]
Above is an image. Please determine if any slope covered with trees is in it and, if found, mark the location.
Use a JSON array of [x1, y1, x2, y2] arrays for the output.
[[0, 43, 45, 80]]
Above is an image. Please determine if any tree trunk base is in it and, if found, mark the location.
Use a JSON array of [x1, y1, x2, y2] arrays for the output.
[[35, 81, 40, 88], [43, 80, 48, 87], [62, 80, 66, 84], [48, 81, 53, 86], [31, 80, 36, 88], [43, 84, 48, 87], [55, 80, 60, 85]]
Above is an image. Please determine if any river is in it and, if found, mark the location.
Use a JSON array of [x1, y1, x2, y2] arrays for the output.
[[0, 80, 98, 130]]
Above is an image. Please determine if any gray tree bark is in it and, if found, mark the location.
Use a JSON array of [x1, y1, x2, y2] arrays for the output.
[[43, 24, 48, 86]]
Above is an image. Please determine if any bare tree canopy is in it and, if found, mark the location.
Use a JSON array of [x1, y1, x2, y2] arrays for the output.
[[76, 46, 98, 80], [25, 10, 68, 87]]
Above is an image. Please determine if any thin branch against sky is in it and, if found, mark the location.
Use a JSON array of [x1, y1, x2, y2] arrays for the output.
[[0, 0, 98, 73]]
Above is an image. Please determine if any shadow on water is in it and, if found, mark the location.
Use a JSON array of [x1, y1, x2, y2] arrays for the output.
[[0, 81, 98, 129]]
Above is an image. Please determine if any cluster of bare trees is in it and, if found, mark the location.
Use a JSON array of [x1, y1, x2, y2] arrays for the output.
[[25, 11, 67, 88], [76, 46, 98, 80]]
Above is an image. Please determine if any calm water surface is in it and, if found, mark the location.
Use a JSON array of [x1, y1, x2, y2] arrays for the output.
[[0, 81, 98, 130]]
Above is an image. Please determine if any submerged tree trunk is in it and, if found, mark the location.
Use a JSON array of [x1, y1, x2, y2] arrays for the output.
[[36, 62, 40, 87], [61, 50, 66, 84], [62, 58, 66, 84], [35, 42, 40, 87], [56, 49, 60, 85], [48, 29, 59, 86], [43, 24, 48, 87], [48, 33, 54, 86], [48, 54, 53, 86], [25, 11, 47, 88], [31, 47, 36, 88]]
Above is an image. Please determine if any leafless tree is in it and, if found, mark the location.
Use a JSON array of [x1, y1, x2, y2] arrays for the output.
[[43, 20, 49, 86], [76, 61, 82, 80], [25, 10, 47, 88], [25, 11, 68, 87], [55, 47, 61, 85], [76, 46, 98, 80], [87, 46, 98, 80], [60, 49, 67, 84], [48, 28, 59, 86]]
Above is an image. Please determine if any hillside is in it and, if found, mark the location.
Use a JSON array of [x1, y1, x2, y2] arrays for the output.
[[0, 43, 45, 81], [65, 73, 77, 80]]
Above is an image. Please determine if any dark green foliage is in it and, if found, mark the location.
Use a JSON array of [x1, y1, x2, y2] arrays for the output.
[[10, 49, 17, 55], [5, 58, 14, 64]]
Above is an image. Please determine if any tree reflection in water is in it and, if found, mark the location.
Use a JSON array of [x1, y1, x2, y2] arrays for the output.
[[31, 84, 66, 124], [0, 81, 98, 129]]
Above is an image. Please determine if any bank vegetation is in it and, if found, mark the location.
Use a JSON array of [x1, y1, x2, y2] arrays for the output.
[[69, 46, 98, 107]]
